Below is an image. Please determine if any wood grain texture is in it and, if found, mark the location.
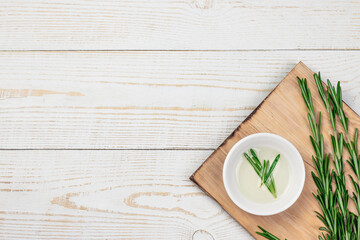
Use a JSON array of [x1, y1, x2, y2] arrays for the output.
[[1, 0, 360, 50], [191, 62, 360, 239], [0, 51, 360, 149], [0, 150, 252, 239]]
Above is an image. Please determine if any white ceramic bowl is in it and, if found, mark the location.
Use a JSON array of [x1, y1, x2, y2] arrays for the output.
[[223, 133, 305, 216]]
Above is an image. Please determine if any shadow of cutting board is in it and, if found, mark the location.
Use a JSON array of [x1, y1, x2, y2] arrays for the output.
[[190, 62, 360, 239]]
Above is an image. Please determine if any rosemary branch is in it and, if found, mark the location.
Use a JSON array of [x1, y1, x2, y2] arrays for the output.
[[298, 77, 336, 239], [318, 74, 360, 239], [300, 74, 360, 239], [313, 73, 351, 239], [256, 226, 287, 240]]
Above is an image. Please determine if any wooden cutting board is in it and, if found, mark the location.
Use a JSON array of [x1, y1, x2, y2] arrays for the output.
[[190, 62, 360, 239]]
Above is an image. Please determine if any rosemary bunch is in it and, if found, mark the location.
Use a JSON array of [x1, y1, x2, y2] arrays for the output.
[[313, 73, 351, 239], [255, 74, 360, 240], [243, 149, 280, 198], [321, 75, 360, 239], [298, 77, 336, 239]]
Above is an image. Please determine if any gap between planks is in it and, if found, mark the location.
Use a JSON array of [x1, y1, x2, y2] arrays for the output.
[[0, 148, 216, 151], [2, 49, 360, 52], [0, 149, 316, 172]]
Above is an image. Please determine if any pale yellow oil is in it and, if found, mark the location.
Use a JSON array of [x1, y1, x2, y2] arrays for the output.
[[236, 147, 290, 203]]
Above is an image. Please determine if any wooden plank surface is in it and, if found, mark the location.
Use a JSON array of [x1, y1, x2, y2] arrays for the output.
[[1, 1, 360, 50], [0, 51, 360, 149], [0, 150, 252, 239], [191, 62, 360, 239]]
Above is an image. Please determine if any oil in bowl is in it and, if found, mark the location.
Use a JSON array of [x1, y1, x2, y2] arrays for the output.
[[223, 133, 305, 215], [236, 147, 290, 203]]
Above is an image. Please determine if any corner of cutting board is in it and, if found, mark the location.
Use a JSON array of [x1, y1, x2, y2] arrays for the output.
[[189, 61, 314, 184], [189, 148, 220, 183]]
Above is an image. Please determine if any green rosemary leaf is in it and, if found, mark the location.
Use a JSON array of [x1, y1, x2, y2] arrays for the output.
[[319, 227, 330, 233], [355, 129, 359, 154], [338, 82, 342, 103], [250, 148, 262, 166], [265, 154, 280, 182], [244, 152, 261, 175], [261, 161, 268, 186]]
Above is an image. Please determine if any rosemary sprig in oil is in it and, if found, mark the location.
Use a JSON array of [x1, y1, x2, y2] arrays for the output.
[[243, 149, 280, 198]]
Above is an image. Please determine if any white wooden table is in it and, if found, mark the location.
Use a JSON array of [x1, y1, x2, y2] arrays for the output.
[[1, 1, 360, 239]]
